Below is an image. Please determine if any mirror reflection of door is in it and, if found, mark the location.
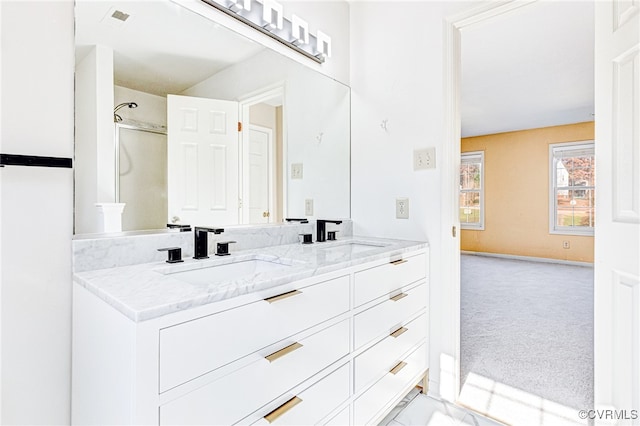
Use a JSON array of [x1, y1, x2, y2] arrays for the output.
[[245, 125, 274, 224], [242, 94, 284, 225], [167, 94, 239, 226]]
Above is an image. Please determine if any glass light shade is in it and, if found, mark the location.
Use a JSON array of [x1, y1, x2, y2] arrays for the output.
[[230, 0, 251, 11], [262, 0, 283, 30], [316, 30, 331, 58], [292, 14, 309, 44]]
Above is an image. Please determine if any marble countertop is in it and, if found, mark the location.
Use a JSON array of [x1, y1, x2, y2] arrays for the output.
[[73, 236, 427, 322]]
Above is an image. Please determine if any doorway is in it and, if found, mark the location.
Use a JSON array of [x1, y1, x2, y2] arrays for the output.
[[239, 86, 285, 224], [442, 0, 598, 422]]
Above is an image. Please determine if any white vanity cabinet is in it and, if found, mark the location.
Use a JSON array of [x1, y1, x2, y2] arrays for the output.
[[72, 246, 429, 425]]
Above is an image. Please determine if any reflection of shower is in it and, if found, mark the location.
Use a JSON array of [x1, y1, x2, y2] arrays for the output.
[[113, 102, 138, 122]]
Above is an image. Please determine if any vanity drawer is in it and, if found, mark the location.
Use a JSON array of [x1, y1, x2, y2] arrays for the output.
[[250, 363, 350, 426], [354, 252, 427, 307], [323, 406, 350, 426], [354, 312, 427, 393], [160, 319, 350, 425], [354, 343, 427, 425], [354, 282, 427, 350], [159, 275, 349, 392]]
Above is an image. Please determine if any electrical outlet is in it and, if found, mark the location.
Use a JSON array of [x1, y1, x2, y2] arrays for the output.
[[414, 148, 436, 170], [305, 199, 314, 216], [291, 163, 303, 179], [396, 198, 409, 219], [563, 241, 570, 249]]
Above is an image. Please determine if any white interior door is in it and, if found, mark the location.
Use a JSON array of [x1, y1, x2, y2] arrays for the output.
[[167, 94, 239, 227], [244, 125, 273, 224], [594, 0, 640, 420]]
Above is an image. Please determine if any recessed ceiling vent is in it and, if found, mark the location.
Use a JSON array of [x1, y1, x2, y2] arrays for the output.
[[101, 7, 131, 28], [111, 10, 130, 22]]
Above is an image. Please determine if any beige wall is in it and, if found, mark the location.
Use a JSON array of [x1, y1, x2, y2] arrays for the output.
[[461, 122, 595, 263]]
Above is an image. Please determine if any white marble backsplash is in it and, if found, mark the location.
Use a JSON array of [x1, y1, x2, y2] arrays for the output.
[[73, 220, 353, 272]]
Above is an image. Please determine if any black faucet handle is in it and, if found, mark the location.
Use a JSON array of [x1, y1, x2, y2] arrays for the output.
[[158, 247, 183, 264], [327, 230, 339, 241], [286, 218, 309, 224], [167, 223, 192, 232], [299, 233, 313, 244], [215, 241, 237, 256]]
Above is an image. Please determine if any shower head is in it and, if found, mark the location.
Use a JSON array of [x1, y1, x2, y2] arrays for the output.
[[114, 102, 138, 122]]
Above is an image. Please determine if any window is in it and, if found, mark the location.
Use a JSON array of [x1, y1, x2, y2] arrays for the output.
[[460, 151, 484, 230], [550, 141, 595, 235]]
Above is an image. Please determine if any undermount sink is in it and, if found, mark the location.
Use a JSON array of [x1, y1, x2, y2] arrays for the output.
[[160, 256, 295, 285], [319, 241, 389, 256]]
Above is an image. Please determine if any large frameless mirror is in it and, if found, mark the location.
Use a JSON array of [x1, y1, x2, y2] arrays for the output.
[[73, 0, 350, 235]]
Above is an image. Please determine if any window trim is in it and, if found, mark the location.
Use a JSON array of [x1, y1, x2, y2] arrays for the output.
[[460, 151, 484, 231], [548, 140, 595, 236]]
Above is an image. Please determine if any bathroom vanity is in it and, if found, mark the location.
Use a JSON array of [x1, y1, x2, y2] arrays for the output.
[[72, 233, 428, 425]]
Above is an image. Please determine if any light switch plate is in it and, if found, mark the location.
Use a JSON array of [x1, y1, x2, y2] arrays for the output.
[[291, 163, 303, 179], [414, 148, 436, 170], [305, 199, 314, 216], [396, 198, 409, 219]]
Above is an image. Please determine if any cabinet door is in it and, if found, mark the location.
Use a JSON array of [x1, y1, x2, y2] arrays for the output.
[[250, 363, 350, 426], [354, 343, 428, 425], [354, 252, 427, 306], [354, 312, 427, 393], [160, 319, 350, 425], [160, 275, 349, 391], [354, 282, 427, 350]]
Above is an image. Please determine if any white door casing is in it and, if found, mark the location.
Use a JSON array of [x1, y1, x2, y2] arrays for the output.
[[167, 95, 239, 227], [442, 0, 537, 402], [244, 125, 274, 224], [594, 0, 640, 422]]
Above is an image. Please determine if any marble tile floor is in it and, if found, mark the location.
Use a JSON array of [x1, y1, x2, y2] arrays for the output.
[[380, 388, 505, 426]]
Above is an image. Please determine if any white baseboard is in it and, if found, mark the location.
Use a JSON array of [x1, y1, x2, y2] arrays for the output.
[[460, 250, 594, 268]]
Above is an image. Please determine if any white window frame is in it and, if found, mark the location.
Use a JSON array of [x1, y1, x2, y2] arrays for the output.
[[549, 141, 595, 236], [460, 151, 484, 230]]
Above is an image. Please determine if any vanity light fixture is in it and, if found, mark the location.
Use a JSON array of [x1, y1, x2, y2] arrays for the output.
[[201, 0, 329, 63], [316, 30, 331, 59], [229, 0, 251, 11], [291, 14, 309, 45], [262, 0, 283, 30]]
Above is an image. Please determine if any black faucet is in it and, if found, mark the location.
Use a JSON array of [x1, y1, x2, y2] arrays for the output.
[[193, 227, 224, 259], [316, 219, 342, 242]]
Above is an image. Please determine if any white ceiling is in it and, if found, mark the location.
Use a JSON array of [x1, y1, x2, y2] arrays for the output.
[[75, 0, 266, 96], [461, 1, 594, 137]]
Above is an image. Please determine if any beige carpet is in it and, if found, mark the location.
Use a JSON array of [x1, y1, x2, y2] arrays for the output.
[[460, 254, 593, 425]]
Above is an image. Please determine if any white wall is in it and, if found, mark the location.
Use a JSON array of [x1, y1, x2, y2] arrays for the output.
[[349, 1, 471, 398], [0, 1, 74, 424]]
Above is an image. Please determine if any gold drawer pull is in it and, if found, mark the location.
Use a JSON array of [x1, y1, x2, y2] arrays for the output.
[[390, 326, 408, 338], [264, 290, 302, 303], [265, 342, 303, 363], [390, 259, 408, 265], [390, 292, 408, 302], [389, 361, 407, 375], [264, 396, 302, 423]]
